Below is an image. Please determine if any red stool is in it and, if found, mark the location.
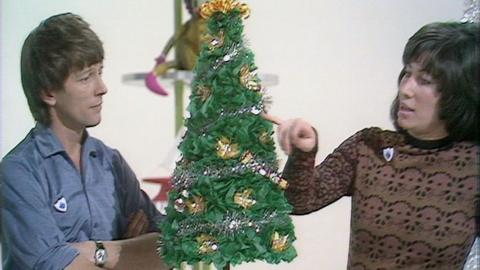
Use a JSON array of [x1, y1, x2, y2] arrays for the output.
[[143, 177, 172, 214]]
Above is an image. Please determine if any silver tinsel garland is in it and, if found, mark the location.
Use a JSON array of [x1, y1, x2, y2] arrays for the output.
[[171, 153, 280, 191], [462, 0, 479, 23], [175, 211, 279, 238], [195, 42, 244, 81], [187, 101, 265, 134]]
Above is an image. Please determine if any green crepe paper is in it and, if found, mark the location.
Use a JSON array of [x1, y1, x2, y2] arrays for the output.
[[159, 4, 297, 269]]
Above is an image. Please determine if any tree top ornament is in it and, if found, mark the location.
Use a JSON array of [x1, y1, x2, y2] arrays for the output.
[[200, 0, 250, 19]]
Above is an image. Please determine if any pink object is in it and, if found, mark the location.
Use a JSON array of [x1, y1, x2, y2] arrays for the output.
[[155, 54, 166, 65], [145, 72, 169, 96], [145, 54, 169, 96]]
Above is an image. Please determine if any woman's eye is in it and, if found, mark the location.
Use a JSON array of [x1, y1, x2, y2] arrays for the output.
[[400, 71, 411, 82], [418, 77, 433, 85]]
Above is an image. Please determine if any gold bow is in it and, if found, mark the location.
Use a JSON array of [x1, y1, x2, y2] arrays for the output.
[[200, 0, 250, 19], [197, 234, 219, 254], [239, 65, 261, 91], [216, 137, 240, 159], [186, 196, 206, 214], [234, 188, 256, 209], [271, 232, 289, 252], [196, 85, 212, 101]]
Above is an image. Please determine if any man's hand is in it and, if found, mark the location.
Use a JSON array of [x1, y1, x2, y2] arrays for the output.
[[69, 233, 169, 270], [124, 209, 149, 239]]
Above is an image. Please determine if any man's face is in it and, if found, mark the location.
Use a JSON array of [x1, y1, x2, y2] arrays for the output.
[[48, 62, 107, 130]]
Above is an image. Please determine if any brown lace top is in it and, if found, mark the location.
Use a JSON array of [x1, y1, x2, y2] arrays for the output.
[[283, 127, 479, 270]]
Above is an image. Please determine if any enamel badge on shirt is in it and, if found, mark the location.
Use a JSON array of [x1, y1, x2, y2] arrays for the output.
[[383, 147, 394, 162], [54, 197, 68, 213]]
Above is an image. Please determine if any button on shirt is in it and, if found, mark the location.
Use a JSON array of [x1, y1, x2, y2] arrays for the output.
[[0, 124, 162, 270]]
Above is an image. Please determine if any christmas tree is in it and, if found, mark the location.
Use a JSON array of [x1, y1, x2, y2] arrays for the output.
[[159, 0, 297, 268]]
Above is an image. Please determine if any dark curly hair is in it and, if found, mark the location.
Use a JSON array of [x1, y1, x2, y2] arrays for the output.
[[390, 22, 479, 142]]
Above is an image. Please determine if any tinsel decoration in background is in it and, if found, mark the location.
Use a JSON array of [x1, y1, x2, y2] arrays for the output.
[[461, 2, 479, 269], [461, 0, 479, 23], [158, 0, 297, 268]]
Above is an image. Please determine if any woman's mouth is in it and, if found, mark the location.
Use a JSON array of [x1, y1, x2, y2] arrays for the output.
[[398, 103, 414, 117]]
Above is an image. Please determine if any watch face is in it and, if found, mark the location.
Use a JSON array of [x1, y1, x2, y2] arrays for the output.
[[95, 249, 107, 263]]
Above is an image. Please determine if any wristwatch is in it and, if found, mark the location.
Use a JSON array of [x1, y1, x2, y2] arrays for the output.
[[94, 241, 108, 268]]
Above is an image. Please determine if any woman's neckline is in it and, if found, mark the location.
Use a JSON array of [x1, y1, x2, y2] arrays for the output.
[[403, 131, 453, 149]]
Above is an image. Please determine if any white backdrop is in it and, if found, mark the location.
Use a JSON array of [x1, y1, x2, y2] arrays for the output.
[[0, 1, 463, 269]]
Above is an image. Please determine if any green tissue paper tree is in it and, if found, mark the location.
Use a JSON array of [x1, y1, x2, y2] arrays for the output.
[[159, 0, 297, 268]]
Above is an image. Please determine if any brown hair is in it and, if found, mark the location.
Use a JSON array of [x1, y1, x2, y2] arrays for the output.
[[20, 13, 104, 125]]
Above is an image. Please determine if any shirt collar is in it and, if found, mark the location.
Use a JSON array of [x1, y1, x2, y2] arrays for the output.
[[82, 133, 98, 159], [34, 123, 65, 158], [33, 123, 96, 158]]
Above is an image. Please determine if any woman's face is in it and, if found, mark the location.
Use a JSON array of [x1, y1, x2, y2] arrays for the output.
[[397, 61, 448, 140]]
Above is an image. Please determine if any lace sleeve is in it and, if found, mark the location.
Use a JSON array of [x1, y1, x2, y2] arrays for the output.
[[283, 130, 363, 215]]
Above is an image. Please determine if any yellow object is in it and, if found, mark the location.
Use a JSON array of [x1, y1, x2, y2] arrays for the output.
[[196, 85, 212, 101], [216, 137, 240, 159], [271, 232, 289, 252], [239, 65, 261, 91], [240, 151, 253, 164], [200, 0, 250, 19], [197, 234, 219, 254], [154, 16, 206, 75], [205, 30, 225, 51], [259, 131, 272, 144], [234, 189, 256, 209], [186, 196, 206, 214], [278, 179, 289, 190]]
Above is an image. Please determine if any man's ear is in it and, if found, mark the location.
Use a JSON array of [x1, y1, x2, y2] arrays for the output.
[[40, 89, 56, 106]]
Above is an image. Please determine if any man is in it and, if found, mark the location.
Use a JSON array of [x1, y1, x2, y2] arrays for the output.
[[0, 13, 168, 269]]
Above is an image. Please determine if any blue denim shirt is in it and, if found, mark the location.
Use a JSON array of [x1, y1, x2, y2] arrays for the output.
[[0, 124, 162, 269]]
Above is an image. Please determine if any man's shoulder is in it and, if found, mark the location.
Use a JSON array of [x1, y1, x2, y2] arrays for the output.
[[0, 132, 43, 184], [1, 129, 38, 165]]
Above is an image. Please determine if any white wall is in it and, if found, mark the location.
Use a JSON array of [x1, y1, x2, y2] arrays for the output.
[[0, 1, 463, 269]]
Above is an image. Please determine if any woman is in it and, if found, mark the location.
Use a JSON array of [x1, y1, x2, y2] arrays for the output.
[[275, 22, 479, 269]]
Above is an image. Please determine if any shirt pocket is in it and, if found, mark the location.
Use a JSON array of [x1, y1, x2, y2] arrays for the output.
[[50, 191, 91, 241]]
